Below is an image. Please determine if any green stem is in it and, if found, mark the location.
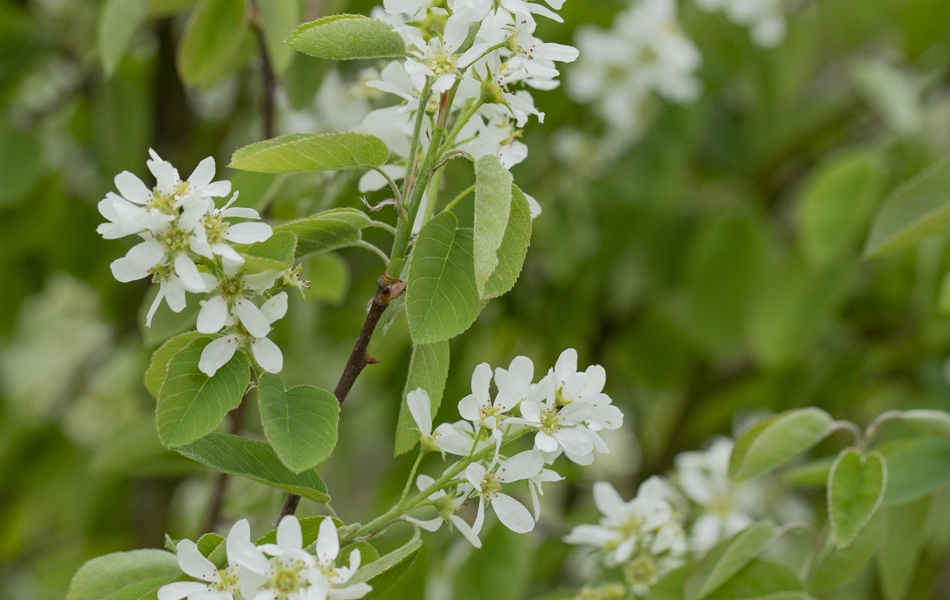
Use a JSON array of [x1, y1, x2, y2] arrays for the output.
[[386, 81, 462, 280], [340, 428, 527, 544], [399, 451, 426, 506], [443, 184, 475, 213], [371, 166, 403, 206]]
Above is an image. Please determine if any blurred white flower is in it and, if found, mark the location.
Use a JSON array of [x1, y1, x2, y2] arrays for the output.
[[695, 0, 787, 47]]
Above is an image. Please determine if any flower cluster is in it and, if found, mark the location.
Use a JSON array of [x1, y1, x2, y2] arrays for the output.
[[98, 151, 299, 377], [356, 0, 576, 209], [159, 516, 371, 600], [565, 478, 688, 597], [695, 0, 787, 48], [403, 349, 624, 547], [566, 0, 700, 151]]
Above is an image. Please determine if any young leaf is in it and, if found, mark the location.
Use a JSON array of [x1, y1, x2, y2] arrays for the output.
[[98, 0, 149, 76], [258, 374, 339, 473], [796, 149, 884, 266], [651, 566, 688, 600], [176, 0, 248, 87], [483, 185, 532, 299], [473, 155, 513, 296], [286, 14, 406, 60], [235, 230, 297, 273], [876, 496, 931, 600], [156, 339, 250, 448], [394, 341, 450, 456], [865, 153, 950, 256], [66, 550, 180, 600], [808, 513, 884, 594], [144, 332, 210, 399], [882, 436, 950, 505], [406, 211, 482, 344], [258, 0, 298, 75], [176, 432, 330, 503], [685, 522, 777, 600], [704, 559, 805, 600], [229, 133, 389, 173], [347, 530, 422, 596], [729, 408, 837, 481], [274, 208, 373, 258], [828, 449, 887, 547]]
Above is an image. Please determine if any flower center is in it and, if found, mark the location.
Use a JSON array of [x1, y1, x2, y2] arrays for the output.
[[539, 407, 561, 435], [218, 276, 243, 299], [158, 224, 191, 256], [212, 567, 240, 592], [147, 190, 177, 214], [625, 557, 658, 586], [479, 471, 502, 498], [478, 404, 504, 428], [269, 563, 304, 594], [204, 213, 228, 245]]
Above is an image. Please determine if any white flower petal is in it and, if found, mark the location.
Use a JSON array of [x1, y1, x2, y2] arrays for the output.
[[497, 450, 543, 482], [277, 515, 303, 551], [329, 583, 373, 600], [158, 582, 210, 600], [404, 515, 443, 532], [174, 254, 206, 293], [260, 292, 288, 324], [407, 388, 433, 436], [492, 493, 535, 533], [176, 539, 219, 582], [250, 337, 283, 374], [114, 171, 153, 204], [226, 222, 273, 244], [197, 296, 229, 334], [233, 298, 271, 337], [592, 481, 627, 520], [316, 518, 340, 565], [188, 157, 215, 188], [449, 514, 482, 548], [110, 257, 150, 283], [466, 463, 487, 491], [199, 336, 239, 377]]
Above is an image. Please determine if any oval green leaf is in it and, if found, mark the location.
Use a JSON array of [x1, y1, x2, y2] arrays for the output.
[[865, 153, 950, 256], [482, 184, 532, 299], [729, 408, 837, 481], [144, 332, 210, 399], [285, 14, 406, 60], [235, 230, 298, 273], [828, 448, 887, 548], [406, 211, 482, 344], [473, 155, 513, 297], [274, 208, 373, 258], [809, 513, 884, 594], [882, 436, 950, 505], [176, 0, 248, 87], [176, 432, 330, 503], [98, 0, 149, 77], [685, 522, 777, 600], [705, 559, 805, 600], [876, 496, 931, 600], [66, 550, 180, 600], [259, 374, 340, 473], [156, 338, 250, 448], [229, 132, 389, 173]]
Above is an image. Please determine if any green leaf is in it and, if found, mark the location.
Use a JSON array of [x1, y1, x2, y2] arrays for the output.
[[885, 409, 950, 436], [865, 154, 950, 256], [394, 341, 450, 456], [66, 550, 180, 600], [176, 0, 248, 87], [651, 566, 688, 600], [236, 230, 297, 273], [196, 532, 225, 564], [274, 208, 373, 258], [808, 513, 884, 594], [348, 530, 422, 597], [144, 332, 209, 399], [229, 133, 389, 173], [176, 432, 330, 503], [258, 0, 298, 75], [98, 0, 149, 76], [155, 339, 250, 448], [796, 150, 884, 266], [258, 374, 339, 473], [103, 577, 173, 600], [828, 449, 887, 547], [781, 456, 836, 487], [685, 522, 777, 600], [482, 185, 532, 299], [940, 269, 950, 313], [877, 496, 931, 600], [704, 560, 805, 600], [91, 416, 198, 476], [473, 155, 513, 297], [406, 211, 482, 344], [285, 14, 406, 60], [729, 408, 838, 481], [882, 436, 950, 505]]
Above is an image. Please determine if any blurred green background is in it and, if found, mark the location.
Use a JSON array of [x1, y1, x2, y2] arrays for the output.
[[2, 0, 950, 598]]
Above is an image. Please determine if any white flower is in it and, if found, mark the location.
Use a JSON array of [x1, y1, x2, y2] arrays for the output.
[[403, 474, 483, 547], [198, 290, 287, 377], [408, 388, 481, 455], [158, 519, 253, 600], [458, 362, 521, 432], [518, 390, 597, 463], [696, 0, 787, 47], [674, 438, 762, 553], [465, 450, 544, 536], [564, 478, 686, 567]]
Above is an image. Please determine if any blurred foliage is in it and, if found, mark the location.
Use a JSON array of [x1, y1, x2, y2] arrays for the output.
[[1, 0, 950, 598]]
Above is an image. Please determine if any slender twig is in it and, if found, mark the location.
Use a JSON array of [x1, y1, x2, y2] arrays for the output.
[[371, 166, 404, 206], [203, 386, 253, 532], [278, 274, 406, 520], [252, 4, 277, 141]]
